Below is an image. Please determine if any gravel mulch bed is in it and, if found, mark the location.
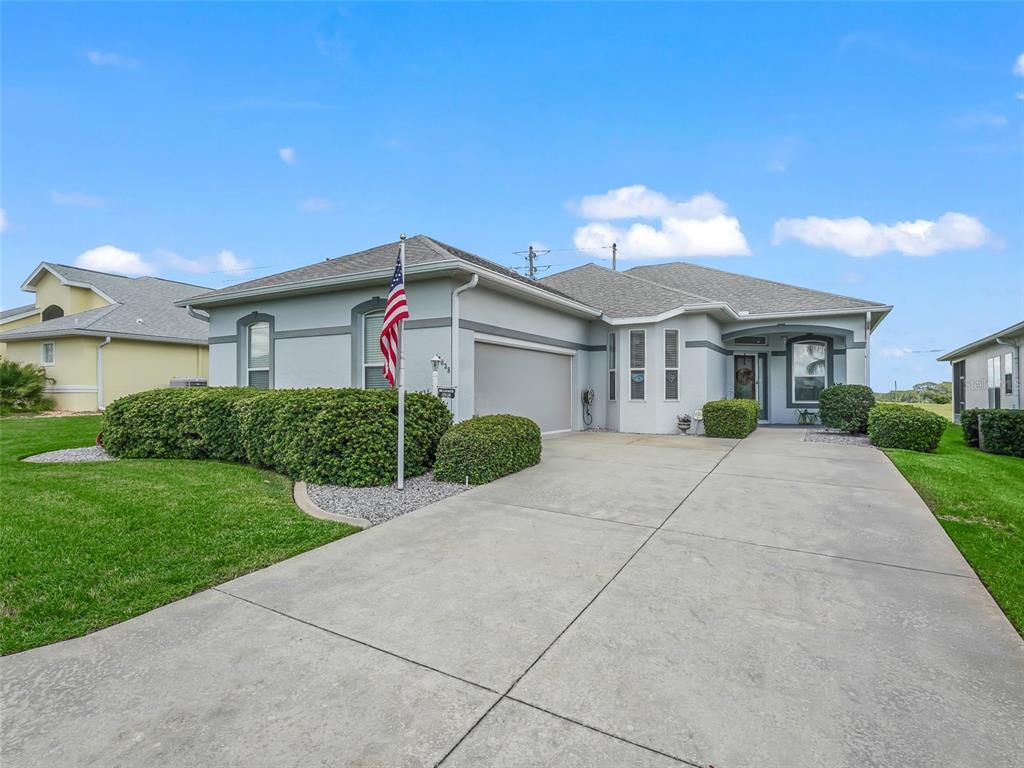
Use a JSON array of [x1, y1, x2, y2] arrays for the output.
[[804, 430, 872, 447], [22, 446, 116, 463], [307, 472, 468, 525]]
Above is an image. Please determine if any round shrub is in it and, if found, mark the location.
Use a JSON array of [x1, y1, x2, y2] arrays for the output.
[[867, 404, 946, 452], [702, 399, 758, 438], [104, 387, 452, 486], [433, 415, 541, 484], [818, 384, 876, 434], [976, 409, 1024, 458]]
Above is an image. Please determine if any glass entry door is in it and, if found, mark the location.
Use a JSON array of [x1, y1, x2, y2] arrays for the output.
[[734, 354, 767, 420]]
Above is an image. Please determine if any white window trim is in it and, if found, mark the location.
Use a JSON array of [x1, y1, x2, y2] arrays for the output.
[[664, 328, 679, 402], [41, 341, 55, 366], [1004, 351, 1014, 395], [791, 340, 828, 405], [608, 332, 616, 402], [629, 329, 646, 402], [246, 322, 271, 388]]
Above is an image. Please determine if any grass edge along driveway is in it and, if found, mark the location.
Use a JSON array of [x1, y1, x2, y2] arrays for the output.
[[1, 415, 358, 655], [884, 424, 1024, 636]]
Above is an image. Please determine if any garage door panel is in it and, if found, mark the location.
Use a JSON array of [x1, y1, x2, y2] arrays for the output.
[[474, 342, 571, 432]]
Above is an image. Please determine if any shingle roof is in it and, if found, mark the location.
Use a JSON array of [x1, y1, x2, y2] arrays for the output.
[[0, 303, 39, 321], [183, 235, 583, 306], [0, 264, 211, 344], [539, 264, 709, 319], [624, 262, 885, 315], [937, 320, 1024, 361]]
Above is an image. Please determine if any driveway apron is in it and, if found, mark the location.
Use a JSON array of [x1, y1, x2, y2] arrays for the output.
[[3, 428, 1022, 768]]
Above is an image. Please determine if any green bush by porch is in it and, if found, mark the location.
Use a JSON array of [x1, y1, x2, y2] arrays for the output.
[[702, 399, 758, 438], [434, 414, 541, 484], [960, 408, 1024, 458], [818, 384, 875, 433], [0, 360, 54, 415], [867, 403, 946, 452], [103, 387, 452, 486]]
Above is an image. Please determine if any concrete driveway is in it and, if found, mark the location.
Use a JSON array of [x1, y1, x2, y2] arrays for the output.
[[3, 429, 1023, 767]]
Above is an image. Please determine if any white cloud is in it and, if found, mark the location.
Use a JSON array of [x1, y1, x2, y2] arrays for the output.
[[953, 111, 1007, 129], [570, 185, 750, 259], [1017, 92, 1024, 101], [1014, 52, 1024, 76], [839, 271, 863, 284], [772, 212, 995, 257], [0, 209, 7, 233], [278, 147, 297, 165], [881, 347, 913, 359], [300, 197, 331, 212], [86, 50, 140, 68], [75, 245, 154, 276], [50, 190, 106, 208], [159, 249, 252, 275]]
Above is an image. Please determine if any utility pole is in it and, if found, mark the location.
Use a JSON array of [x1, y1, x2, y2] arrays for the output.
[[611, 242, 617, 272], [527, 245, 537, 280]]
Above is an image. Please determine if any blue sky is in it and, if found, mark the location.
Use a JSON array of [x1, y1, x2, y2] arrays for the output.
[[2, 2, 1021, 390]]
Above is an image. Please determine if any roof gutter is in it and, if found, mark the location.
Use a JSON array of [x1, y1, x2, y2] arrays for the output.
[[97, 336, 112, 410], [0, 328, 208, 346], [186, 305, 210, 323], [450, 274, 478, 422]]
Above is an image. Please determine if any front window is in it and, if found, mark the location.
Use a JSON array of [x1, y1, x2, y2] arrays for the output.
[[1005, 352, 1013, 395], [664, 329, 679, 401], [792, 340, 827, 403], [607, 332, 616, 402], [247, 322, 271, 388], [629, 329, 646, 400], [363, 311, 389, 389], [41, 341, 55, 366], [988, 355, 1002, 408]]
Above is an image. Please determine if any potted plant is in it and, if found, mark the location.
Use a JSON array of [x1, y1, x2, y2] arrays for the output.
[[677, 413, 693, 433]]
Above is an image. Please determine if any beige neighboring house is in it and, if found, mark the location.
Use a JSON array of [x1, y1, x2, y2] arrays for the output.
[[938, 320, 1023, 422], [0, 263, 210, 411]]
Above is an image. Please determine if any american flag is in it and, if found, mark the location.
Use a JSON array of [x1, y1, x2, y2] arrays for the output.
[[379, 246, 410, 387]]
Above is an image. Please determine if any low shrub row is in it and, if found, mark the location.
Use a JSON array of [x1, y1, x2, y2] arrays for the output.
[[818, 384, 876, 434], [103, 387, 452, 486], [434, 414, 542, 484], [867, 403, 946, 452], [960, 408, 1024, 458], [702, 399, 758, 438]]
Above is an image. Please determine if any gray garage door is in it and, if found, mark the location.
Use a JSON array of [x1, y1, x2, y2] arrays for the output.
[[474, 341, 572, 432]]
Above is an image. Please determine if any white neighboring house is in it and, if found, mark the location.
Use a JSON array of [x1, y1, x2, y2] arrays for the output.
[[938, 320, 1023, 421], [178, 235, 892, 434]]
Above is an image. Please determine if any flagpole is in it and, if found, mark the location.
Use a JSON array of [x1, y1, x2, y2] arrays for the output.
[[397, 233, 407, 491]]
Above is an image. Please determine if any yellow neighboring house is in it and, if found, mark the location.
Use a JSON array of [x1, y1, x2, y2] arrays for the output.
[[0, 263, 210, 411]]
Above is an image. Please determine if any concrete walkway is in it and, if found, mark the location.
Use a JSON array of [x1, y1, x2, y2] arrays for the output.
[[3, 429, 1023, 767]]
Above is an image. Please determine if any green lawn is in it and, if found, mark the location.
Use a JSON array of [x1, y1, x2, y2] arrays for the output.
[[884, 425, 1023, 636], [1, 415, 358, 655], [880, 401, 952, 420]]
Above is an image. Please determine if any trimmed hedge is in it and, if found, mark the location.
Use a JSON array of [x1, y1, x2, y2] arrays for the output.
[[433, 414, 541, 484], [961, 408, 982, 447], [867, 404, 946, 452], [103, 387, 452, 486], [974, 409, 1024, 458], [818, 384, 875, 434], [702, 399, 759, 438]]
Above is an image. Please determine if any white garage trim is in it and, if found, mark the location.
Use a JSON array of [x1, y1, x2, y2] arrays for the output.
[[473, 332, 576, 357]]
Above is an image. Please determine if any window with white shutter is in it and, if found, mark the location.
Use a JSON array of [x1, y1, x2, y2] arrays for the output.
[[629, 330, 645, 400], [247, 322, 271, 389], [664, 329, 679, 401], [363, 311, 389, 389]]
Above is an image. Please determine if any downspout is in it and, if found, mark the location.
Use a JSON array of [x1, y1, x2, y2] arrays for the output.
[[994, 335, 1021, 410], [96, 336, 112, 410], [186, 305, 210, 323], [450, 274, 479, 422], [864, 312, 872, 389]]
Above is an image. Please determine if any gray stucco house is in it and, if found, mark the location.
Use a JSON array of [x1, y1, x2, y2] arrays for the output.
[[178, 235, 891, 434], [938, 320, 1023, 421]]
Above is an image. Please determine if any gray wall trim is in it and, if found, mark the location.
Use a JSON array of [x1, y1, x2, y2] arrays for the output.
[[785, 334, 834, 409], [236, 311, 275, 388], [460, 319, 598, 351], [771, 350, 787, 357], [685, 339, 733, 356], [405, 316, 451, 330], [847, 341, 867, 349], [209, 335, 236, 345], [275, 324, 351, 340], [350, 297, 386, 387], [833, 349, 847, 356], [723, 323, 855, 345]]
